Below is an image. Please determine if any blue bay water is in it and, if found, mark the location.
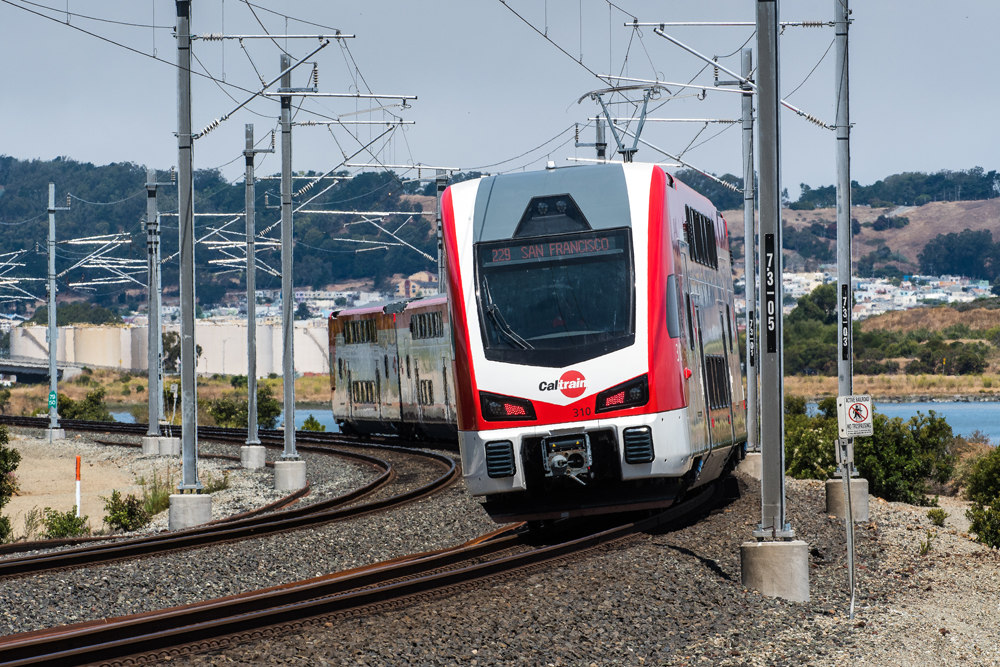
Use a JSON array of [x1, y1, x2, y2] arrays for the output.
[[808, 401, 1000, 443]]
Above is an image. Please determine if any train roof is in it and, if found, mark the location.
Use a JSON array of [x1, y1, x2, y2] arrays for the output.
[[330, 293, 447, 319]]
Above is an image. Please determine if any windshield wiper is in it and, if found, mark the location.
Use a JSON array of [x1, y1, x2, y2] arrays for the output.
[[482, 277, 533, 350]]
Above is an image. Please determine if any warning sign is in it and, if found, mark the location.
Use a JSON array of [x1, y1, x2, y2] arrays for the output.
[[837, 394, 873, 438]]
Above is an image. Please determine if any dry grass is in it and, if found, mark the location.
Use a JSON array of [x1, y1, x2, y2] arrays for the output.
[[862, 307, 1000, 334], [3, 371, 334, 418], [785, 373, 1000, 400]]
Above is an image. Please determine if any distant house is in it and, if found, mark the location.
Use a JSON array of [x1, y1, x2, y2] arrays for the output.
[[395, 272, 439, 298]]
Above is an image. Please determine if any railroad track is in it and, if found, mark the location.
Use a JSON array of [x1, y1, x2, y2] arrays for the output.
[[0, 415, 441, 450], [0, 420, 459, 580], [0, 481, 729, 667]]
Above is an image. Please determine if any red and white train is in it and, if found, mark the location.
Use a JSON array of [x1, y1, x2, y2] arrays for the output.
[[330, 163, 746, 522]]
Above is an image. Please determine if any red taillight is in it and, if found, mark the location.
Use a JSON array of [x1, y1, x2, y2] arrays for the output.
[[603, 391, 625, 408], [504, 403, 527, 417]]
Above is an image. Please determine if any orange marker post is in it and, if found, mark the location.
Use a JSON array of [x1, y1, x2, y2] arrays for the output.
[[75, 455, 81, 518]]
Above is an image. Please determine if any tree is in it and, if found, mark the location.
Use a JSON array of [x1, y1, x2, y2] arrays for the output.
[[208, 384, 281, 429], [918, 228, 997, 280], [29, 301, 121, 326], [301, 414, 326, 432], [294, 301, 311, 320], [787, 283, 838, 326], [58, 387, 114, 421], [162, 331, 202, 373]]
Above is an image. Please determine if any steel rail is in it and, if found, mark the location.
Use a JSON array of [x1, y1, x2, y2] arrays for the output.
[[0, 433, 458, 579], [0, 483, 725, 666]]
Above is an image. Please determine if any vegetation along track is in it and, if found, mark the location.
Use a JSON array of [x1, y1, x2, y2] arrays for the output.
[[0, 416, 459, 579], [0, 479, 728, 667]]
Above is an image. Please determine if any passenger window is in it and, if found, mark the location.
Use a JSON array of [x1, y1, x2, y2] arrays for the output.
[[665, 275, 680, 339]]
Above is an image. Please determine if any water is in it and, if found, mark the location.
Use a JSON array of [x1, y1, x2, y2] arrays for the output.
[[808, 401, 1000, 443], [112, 405, 340, 433]]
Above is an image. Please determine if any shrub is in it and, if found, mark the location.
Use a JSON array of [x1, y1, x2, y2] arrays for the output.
[[230, 375, 248, 389], [51, 387, 114, 422], [202, 471, 230, 494], [301, 414, 326, 432], [0, 516, 10, 543], [135, 384, 145, 393], [0, 425, 20, 536], [0, 388, 10, 414], [967, 502, 1000, 548], [784, 395, 807, 416], [120, 374, 133, 384], [854, 411, 956, 506], [21, 506, 42, 542], [963, 444, 1000, 504], [102, 490, 151, 532], [784, 413, 838, 480], [208, 385, 281, 430], [139, 469, 174, 516], [121, 385, 132, 397], [41, 507, 90, 539], [927, 508, 949, 527]]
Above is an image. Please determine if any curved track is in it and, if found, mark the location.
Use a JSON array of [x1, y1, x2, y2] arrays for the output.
[[0, 418, 458, 580], [0, 482, 728, 667]]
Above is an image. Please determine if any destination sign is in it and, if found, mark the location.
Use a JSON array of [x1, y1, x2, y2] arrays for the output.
[[479, 230, 628, 268]]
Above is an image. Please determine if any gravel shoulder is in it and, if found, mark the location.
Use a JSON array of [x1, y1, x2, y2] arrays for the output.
[[171, 473, 1000, 667]]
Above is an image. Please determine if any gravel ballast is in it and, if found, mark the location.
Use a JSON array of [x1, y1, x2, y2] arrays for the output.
[[163, 474, 1000, 667], [0, 436, 491, 637]]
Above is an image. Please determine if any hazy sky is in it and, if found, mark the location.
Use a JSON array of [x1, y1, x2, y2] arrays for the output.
[[0, 0, 996, 199]]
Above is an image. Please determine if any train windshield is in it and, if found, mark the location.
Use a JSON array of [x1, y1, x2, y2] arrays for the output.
[[475, 228, 635, 367]]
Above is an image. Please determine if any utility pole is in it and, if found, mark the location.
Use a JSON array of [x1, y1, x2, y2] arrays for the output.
[[45, 183, 68, 442], [596, 118, 606, 160], [435, 169, 448, 291], [170, 0, 211, 530], [242, 124, 267, 469], [740, 0, 809, 603], [144, 168, 162, 452], [835, 0, 853, 404], [275, 53, 307, 491], [741, 48, 758, 455]]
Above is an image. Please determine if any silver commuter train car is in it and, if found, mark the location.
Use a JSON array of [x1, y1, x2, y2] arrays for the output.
[[329, 295, 457, 439]]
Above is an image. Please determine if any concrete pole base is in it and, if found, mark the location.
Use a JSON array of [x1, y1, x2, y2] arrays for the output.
[[158, 436, 181, 457], [241, 445, 266, 469], [141, 436, 160, 455], [274, 459, 307, 491], [167, 494, 212, 531], [44, 429, 65, 442], [737, 452, 762, 480], [825, 478, 870, 522], [740, 540, 810, 602]]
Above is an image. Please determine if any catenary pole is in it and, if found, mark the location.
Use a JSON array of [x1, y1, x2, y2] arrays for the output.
[[46, 183, 58, 436], [156, 212, 165, 427], [176, 0, 201, 490], [245, 124, 260, 445], [835, 0, 852, 399], [279, 53, 298, 459], [146, 168, 161, 438], [435, 169, 448, 291], [753, 0, 792, 540], [741, 48, 758, 454]]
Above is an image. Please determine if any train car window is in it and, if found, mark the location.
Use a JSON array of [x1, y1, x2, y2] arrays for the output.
[[344, 319, 377, 345], [410, 312, 444, 340], [475, 227, 635, 368], [726, 305, 734, 349], [351, 380, 376, 404], [685, 294, 695, 350], [337, 357, 343, 380], [406, 355, 411, 378], [513, 194, 591, 238], [384, 355, 389, 377], [665, 274, 680, 339], [418, 379, 435, 406], [684, 206, 720, 270], [704, 355, 732, 409]]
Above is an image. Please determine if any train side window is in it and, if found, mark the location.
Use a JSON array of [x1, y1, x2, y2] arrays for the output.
[[685, 294, 695, 350], [384, 355, 389, 377], [410, 312, 445, 340], [337, 357, 343, 380], [726, 305, 734, 349], [345, 319, 377, 344], [665, 275, 680, 339], [406, 355, 411, 379]]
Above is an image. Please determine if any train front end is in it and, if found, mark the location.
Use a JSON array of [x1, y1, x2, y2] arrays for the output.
[[443, 164, 703, 522]]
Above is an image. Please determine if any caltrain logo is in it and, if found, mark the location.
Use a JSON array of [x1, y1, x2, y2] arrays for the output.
[[539, 371, 586, 398]]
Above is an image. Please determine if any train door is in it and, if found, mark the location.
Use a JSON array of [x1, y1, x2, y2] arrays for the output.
[[718, 305, 736, 446], [694, 305, 715, 456]]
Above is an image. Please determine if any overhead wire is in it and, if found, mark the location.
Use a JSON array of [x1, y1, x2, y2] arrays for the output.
[[787, 37, 835, 99], [14, 0, 172, 28], [466, 124, 576, 171]]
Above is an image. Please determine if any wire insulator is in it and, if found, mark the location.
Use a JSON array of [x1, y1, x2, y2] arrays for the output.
[[800, 111, 833, 130], [311, 65, 319, 89], [300, 120, 316, 126], [201, 33, 224, 41], [801, 21, 825, 28], [199, 118, 221, 138], [270, 131, 275, 151], [574, 124, 579, 142], [713, 57, 719, 81]]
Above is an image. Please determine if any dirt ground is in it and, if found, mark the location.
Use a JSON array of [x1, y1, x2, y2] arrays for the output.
[[4, 434, 139, 537]]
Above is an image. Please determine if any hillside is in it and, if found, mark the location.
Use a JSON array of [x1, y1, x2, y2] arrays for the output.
[[724, 199, 1000, 274]]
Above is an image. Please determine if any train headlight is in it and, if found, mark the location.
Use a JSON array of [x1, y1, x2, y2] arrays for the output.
[[480, 391, 537, 421], [595, 375, 649, 413]]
